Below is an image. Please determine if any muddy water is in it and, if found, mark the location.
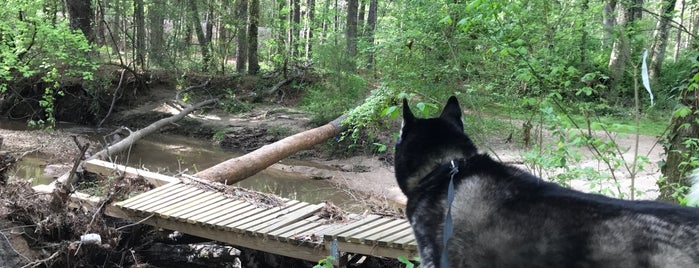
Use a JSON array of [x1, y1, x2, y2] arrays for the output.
[[7, 121, 360, 210]]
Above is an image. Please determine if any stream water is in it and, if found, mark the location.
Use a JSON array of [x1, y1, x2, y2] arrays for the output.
[[6, 121, 362, 211]]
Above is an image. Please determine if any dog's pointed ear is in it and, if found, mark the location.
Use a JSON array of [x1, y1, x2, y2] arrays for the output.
[[402, 98, 415, 126], [440, 96, 464, 131]]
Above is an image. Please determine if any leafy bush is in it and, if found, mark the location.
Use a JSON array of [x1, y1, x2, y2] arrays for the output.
[[0, 1, 97, 127]]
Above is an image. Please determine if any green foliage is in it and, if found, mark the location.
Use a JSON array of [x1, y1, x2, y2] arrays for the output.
[[212, 130, 227, 142], [220, 88, 252, 114], [397, 256, 421, 268], [313, 256, 334, 268], [0, 1, 96, 127], [521, 97, 650, 198], [341, 86, 397, 142]]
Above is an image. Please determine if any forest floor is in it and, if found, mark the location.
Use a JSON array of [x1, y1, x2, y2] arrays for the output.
[[0, 83, 667, 267]]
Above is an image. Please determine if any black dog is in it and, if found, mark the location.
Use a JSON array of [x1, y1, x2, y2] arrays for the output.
[[395, 96, 699, 268]]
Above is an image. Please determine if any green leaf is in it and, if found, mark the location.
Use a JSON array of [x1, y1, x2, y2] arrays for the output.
[[674, 105, 692, 118]]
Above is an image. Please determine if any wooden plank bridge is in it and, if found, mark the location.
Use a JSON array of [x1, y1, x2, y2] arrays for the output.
[[84, 160, 418, 263]]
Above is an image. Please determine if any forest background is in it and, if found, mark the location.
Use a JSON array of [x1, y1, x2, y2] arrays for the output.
[[2, 0, 699, 203]]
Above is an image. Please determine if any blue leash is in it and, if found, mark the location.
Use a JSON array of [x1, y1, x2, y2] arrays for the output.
[[440, 160, 458, 268]]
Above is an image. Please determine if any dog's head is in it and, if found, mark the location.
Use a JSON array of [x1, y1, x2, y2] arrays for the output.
[[394, 96, 477, 195]]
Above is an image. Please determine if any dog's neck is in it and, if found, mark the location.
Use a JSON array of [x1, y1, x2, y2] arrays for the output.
[[404, 151, 473, 193]]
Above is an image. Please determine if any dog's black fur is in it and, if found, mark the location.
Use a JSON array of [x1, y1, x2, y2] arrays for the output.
[[395, 96, 699, 268]]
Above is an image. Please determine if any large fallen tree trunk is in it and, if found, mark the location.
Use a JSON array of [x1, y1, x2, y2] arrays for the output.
[[195, 114, 347, 184]]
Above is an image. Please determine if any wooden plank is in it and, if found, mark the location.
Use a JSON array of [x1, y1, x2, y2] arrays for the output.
[[251, 203, 324, 235], [104, 205, 328, 262], [335, 217, 393, 242], [223, 200, 301, 231], [235, 201, 311, 233], [329, 240, 418, 259], [208, 204, 262, 227], [114, 182, 181, 208], [84, 159, 179, 186], [323, 215, 382, 240], [366, 221, 413, 243], [169, 194, 227, 219], [154, 191, 222, 219], [121, 184, 191, 210], [184, 199, 245, 224], [356, 219, 408, 244], [197, 201, 256, 226], [376, 224, 414, 248], [289, 221, 344, 245], [275, 219, 326, 242], [394, 234, 417, 248], [267, 216, 322, 240], [135, 187, 203, 212]]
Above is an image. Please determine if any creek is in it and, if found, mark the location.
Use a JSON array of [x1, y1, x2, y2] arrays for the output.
[[6, 120, 362, 211]]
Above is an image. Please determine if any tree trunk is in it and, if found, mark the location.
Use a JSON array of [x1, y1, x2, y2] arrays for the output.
[[292, 0, 301, 59], [366, 0, 377, 70], [580, 0, 590, 71], [659, 93, 699, 201], [346, 0, 358, 69], [602, 0, 616, 46], [95, 0, 106, 46], [235, 0, 248, 73], [66, 0, 94, 43], [188, 1, 211, 71], [148, 0, 166, 67], [248, 0, 260, 75], [673, 0, 686, 63], [608, 0, 636, 91], [649, 0, 678, 80], [357, 0, 366, 36], [276, 0, 287, 76], [134, 0, 146, 69], [195, 114, 347, 184], [306, 0, 315, 60]]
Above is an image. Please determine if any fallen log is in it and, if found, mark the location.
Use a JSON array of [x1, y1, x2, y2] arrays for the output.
[[88, 99, 216, 161], [34, 99, 216, 192], [195, 114, 347, 184]]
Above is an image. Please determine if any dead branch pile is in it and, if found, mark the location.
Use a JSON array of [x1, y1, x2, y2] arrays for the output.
[[0, 153, 16, 185], [183, 176, 285, 208], [0, 173, 161, 267], [314, 201, 348, 224]]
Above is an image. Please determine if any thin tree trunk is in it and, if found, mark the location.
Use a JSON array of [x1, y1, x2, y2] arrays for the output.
[[95, 0, 106, 45], [188, 1, 211, 71], [674, 0, 686, 63], [276, 0, 287, 76], [366, 0, 377, 70], [248, 0, 260, 74], [135, 0, 146, 69], [346, 0, 358, 67], [357, 0, 366, 36], [649, 0, 678, 80], [306, 0, 315, 60], [580, 0, 590, 71], [235, 0, 248, 73], [608, 0, 636, 91], [292, 0, 301, 60]]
